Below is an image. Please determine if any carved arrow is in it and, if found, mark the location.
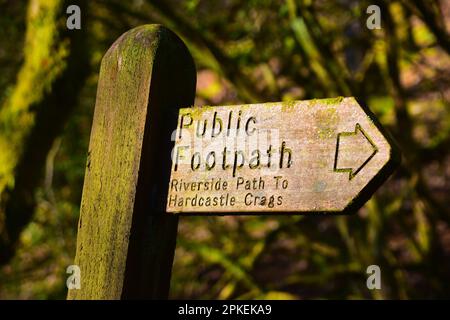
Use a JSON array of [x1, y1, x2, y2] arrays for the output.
[[334, 123, 378, 180]]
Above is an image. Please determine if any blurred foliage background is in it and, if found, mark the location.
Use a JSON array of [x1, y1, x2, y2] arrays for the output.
[[0, 0, 450, 299]]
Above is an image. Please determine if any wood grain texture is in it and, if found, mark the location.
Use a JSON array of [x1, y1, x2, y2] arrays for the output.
[[167, 97, 400, 214], [67, 25, 196, 299]]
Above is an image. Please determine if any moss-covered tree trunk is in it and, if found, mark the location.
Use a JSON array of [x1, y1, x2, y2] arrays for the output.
[[0, 0, 89, 264]]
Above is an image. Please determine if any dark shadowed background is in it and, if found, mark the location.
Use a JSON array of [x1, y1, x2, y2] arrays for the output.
[[0, 0, 449, 299]]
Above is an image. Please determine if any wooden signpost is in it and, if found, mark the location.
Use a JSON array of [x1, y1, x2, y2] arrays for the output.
[[68, 25, 399, 300], [167, 98, 399, 214], [67, 25, 196, 299]]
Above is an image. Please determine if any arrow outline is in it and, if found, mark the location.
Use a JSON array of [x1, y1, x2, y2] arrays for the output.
[[333, 123, 378, 180]]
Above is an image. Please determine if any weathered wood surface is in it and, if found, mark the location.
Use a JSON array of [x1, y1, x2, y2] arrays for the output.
[[67, 25, 196, 299], [167, 97, 399, 214]]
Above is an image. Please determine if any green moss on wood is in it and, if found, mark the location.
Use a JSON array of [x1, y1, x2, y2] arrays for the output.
[[67, 24, 196, 300]]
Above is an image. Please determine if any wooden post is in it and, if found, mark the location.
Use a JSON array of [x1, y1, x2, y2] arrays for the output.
[[67, 25, 196, 299]]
